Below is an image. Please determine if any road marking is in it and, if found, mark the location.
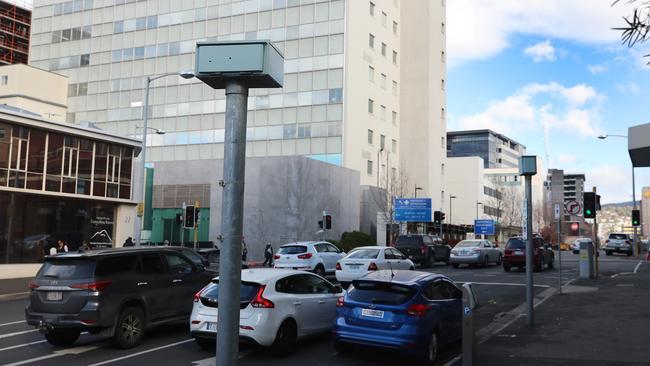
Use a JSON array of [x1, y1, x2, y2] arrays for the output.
[[0, 320, 25, 327], [458, 281, 550, 288], [0, 340, 47, 352], [87, 339, 194, 366], [442, 355, 461, 366], [192, 350, 254, 365], [634, 260, 642, 274], [0, 329, 37, 339], [611, 272, 632, 278], [3, 344, 101, 366]]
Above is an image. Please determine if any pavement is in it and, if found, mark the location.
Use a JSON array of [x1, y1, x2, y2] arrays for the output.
[[0, 277, 31, 299], [456, 256, 650, 366]]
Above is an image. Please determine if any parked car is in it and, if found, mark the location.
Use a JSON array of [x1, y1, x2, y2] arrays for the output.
[[333, 270, 463, 365], [190, 268, 343, 355], [604, 233, 633, 256], [25, 247, 214, 349], [394, 235, 451, 267], [570, 238, 593, 254], [502, 236, 554, 272], [335, 246, 415, 286], [449, 239, 502, 268], [273, 241, 346, 276], [167, 246, 217, 274]]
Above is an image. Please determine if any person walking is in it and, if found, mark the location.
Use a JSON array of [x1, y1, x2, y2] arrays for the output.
[[123, 237, 134, 247], [263, 243, 274, 267], [241, 240, 248, 262]]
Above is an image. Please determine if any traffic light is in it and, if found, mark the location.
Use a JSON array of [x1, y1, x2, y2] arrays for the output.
[[434, 211, 442, 224], [325, 215, 332, 230], [318, 220, 323, 229], [583, 192, 596, 219], [441, 212, 446, 222], [184, 205, 195, 229], [195, 208, 200, 224], [632, 209, 640, 227]]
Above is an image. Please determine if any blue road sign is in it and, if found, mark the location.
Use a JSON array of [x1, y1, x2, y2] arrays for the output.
[[474, 219, 495, 235], [394, 198, 432, 222]]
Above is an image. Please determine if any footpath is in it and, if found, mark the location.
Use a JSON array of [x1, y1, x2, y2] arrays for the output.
[[0, 277, 31, 299], [466, 260, 650, 366]]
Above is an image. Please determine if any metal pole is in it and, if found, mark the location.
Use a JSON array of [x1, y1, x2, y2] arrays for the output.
[[216, 81, 249, 366], [194, 200, 199, 250], [134, 77, 151, 246], [439, 209, 443, 239], [525, 175, 534, 325], [414, 184, 417, 198], [450, 197, 453, 226], [632, 167, 638, 256], [322, 210, 326, 241], [557, 214, 562, 294], [593, 186, 599, 278]]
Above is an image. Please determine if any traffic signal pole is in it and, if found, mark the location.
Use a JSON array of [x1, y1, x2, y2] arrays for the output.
[[194, 200, 199, 250], [524, 175, 534, 326]]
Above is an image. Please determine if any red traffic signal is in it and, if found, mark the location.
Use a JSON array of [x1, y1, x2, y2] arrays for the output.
[[325, 215, 332, 230]]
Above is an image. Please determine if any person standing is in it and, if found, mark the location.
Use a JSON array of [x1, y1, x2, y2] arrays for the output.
[[241, 240, 248, 262], [56, 240, 69, 253], [263, 243, 274, 267], [79, 240, 91, 251], [123, 237, 134, 247]]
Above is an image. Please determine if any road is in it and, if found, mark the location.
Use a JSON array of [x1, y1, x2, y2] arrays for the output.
[[0, 252, 642, 366]]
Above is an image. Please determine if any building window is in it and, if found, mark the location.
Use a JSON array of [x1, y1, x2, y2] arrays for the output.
[[369, 33, 375, 49], [393, 21, 398, 35], [381, 12, 387, 27], [369, 1, 375, 16], [380, 73, 386, 89], [368, 129, 374, 145], [441, 79, 445, 90], [392, 111, 397, 125], [368, 99, 374, 114], [80, 54, 90, 66], [381, 42, 387, 56], [0, 75, 7, 85], [392, 80, 398, 95], [441, 50, 446, 63], [380, 134, 386, 150], [380, 105, 387, 121], [392, 50, 398, 64], [441, 107, 445, 120], [367, 160, 373, 175], [441, 136, 445, 148], [392, 139, 397, 152], [441, 163, 445, 175], [368, 66, 375, 82], [442, 22, 446, 34]]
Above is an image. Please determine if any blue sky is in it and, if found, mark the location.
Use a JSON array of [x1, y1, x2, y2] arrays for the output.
[[447, 0, 650, 203]]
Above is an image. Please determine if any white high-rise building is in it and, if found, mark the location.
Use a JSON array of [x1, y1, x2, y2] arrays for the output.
[[29, 0, 446, 197]]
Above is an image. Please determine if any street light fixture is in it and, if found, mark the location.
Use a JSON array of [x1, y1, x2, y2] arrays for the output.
[[414, 185, 423, 198], [136, 126, 166, 135], [134, 70, 196, 246]]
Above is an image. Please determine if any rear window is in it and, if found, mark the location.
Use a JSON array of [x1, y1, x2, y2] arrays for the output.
[[395, 236, 423, 247], [455, 241, 479, 248], [278, 245, 307, 255], [37, 259, 95, 280], [506, 239, 525, 250], [348, 281, 416, 305], [609, 234, 627, 240], [347, 249, 380, 259], [201, 281, 261, 304]]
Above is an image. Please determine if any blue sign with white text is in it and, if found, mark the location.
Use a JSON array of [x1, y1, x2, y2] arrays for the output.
[[474, 219, 495, 235], [394, 198, 432, 222]]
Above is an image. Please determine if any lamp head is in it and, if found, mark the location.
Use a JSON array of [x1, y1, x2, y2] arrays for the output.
[[179, 70, 195, 79], [597, 134, 607, 140], [155, 129, 166, 135]]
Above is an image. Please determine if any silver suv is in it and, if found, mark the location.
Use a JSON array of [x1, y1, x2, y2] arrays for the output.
[[604, 233, 633, 256]]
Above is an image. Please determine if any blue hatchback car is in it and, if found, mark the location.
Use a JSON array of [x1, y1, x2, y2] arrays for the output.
[[333, 270, 462, 365]]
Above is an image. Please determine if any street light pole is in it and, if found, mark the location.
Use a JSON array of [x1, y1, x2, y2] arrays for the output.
[[377, 148, 384, 187], [476, 202, 483, 220], [414, 185, 423, 198]]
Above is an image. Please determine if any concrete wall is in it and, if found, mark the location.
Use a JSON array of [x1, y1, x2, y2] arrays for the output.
[[0, 64, 67, 121], [445, 157, 484, 225], [114, 204, 136, 248], [359, 185, 386, 241], [152, 156, 361, 261]]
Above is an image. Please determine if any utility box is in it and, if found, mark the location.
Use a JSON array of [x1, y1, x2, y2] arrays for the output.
[[195, 40, 284, 89], [579, 240, 594, 279]]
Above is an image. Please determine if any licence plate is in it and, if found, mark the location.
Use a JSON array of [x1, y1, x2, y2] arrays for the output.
[[348, 265, 361, 269], [361, 308, 384, 318], [45, 292, 62, 301], [515, 250, 524, 256], [206, 322, 218, 331]]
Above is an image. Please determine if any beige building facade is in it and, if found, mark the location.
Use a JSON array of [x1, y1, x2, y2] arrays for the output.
[[0, 64, 68, 121]]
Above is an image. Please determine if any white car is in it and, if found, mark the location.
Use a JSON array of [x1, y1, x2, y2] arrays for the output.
[[190, 269, 343, 355], [335, 246, 415, 285], [273, 241, 346, 276]]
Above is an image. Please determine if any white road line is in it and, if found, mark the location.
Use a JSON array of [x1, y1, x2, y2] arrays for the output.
[[458, 281, 550, 288], [3, 344, 101, 366], [634, 260, 642, 274], [87, 339, 194, 366], [0, 340, 47, 352], [611, 272, 632, 278], [0, 329, 37, 339], [0, 320, 25, 327], [442, 355, 461, 366]]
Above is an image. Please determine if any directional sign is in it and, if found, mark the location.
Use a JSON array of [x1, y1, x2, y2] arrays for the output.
[[564, 200, 581, 215], [474, 219, 495, 236], [394, 198, 432, 222]]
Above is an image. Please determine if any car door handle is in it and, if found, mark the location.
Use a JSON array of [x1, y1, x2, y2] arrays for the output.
[[137, 282, 148, 286], [293, 301, 302, 306], [172, 279, 183, 283]]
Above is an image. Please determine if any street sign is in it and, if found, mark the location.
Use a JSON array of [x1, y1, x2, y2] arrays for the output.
[[394, 198, 432, 222], [565, 200, 581, 215], [554, 204, 560, 220], [474, 220, 495, 235]]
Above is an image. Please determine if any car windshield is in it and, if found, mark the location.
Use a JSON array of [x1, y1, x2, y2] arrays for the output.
[[455, 241, 480, 248], [506, 239, 525, 250], [347, 249, 380, 259], [348, 281, 417, 305], [277, 245, 307, 255], [37, 259, 95, 280], [395, 236, 422, 246], [609, 234, 627, 240]]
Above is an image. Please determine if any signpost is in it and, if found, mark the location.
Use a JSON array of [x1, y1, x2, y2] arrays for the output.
[[564, 200, 581, 215], [394, 198, 432, 222], [474, 219, 495, 236], [556, 203, 562, 294]]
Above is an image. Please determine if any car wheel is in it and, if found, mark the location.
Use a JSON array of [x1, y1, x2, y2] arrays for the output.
[[452, 263, 459, 269], [271, 319, 297, 357], [482, 256, 489, 268], [44, 328, 80, 347], [112, 306, 145, 349], [314, 264, 326, 277], [496, 254, 503, 266], [194, 337, 214, 350], [419, 331, 439, 365], [606, 251, 612, 256], [503, 265, 511, 272]]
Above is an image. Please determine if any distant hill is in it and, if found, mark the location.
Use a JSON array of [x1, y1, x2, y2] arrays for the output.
[[601, 201, 638, 208]]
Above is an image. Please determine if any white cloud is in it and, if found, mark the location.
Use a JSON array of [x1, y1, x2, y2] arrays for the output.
[[587, 64, 607, 74], [616, 82, 642, 94], [524, 40, 557, 62], [447, 0, 637, 65], [557, 153, 577, 165]]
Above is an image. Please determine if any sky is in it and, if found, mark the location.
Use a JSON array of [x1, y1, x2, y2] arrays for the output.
[[446, 0, 650, 204]]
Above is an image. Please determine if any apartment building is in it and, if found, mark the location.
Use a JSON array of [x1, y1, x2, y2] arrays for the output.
[[0, 0, 31, 65], [447, 129, 525, 169], [28, 0, 446, 200]]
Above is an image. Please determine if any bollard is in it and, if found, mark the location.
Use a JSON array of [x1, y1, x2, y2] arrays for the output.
[[462, 283, 479, 366]]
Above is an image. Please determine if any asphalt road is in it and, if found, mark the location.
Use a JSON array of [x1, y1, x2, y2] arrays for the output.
[[0, 252, 642, 366]]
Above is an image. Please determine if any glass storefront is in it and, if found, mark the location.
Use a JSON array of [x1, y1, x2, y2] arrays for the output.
[[0, 191, 117, 264]]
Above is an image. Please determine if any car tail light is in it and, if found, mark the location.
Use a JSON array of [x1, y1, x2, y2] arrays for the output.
[[297, 253, 313, 260], [420, 246, 427, 254], [336, 296, 345, 307], [336, 262, 342, 271], [191, 320, 200, 324], [368, 262, 378, 271], [70, 280, 112, 292], [193, 287, 206, 303], [250, 285, 274, 308], [274, 254, 280, 260], [28, 281, 39, 289], [406, 303, 431, 317]]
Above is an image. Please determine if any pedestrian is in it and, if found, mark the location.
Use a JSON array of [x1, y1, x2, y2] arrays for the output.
[[56, 240, 68, 253], [241, 240, 248, 262], [79, 240, 91, 251], [263, 243, 274, 267], [163, 239, 170, 246], [49, 244, 57, 256], [123, 237, 134, 247]]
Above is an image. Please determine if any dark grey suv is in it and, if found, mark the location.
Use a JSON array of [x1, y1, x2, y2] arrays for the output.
[[25, 247, 214, 349]]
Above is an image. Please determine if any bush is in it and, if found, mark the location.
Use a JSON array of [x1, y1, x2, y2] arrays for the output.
[[338, 231, 375, 252], [325, 239, 339, 247]]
